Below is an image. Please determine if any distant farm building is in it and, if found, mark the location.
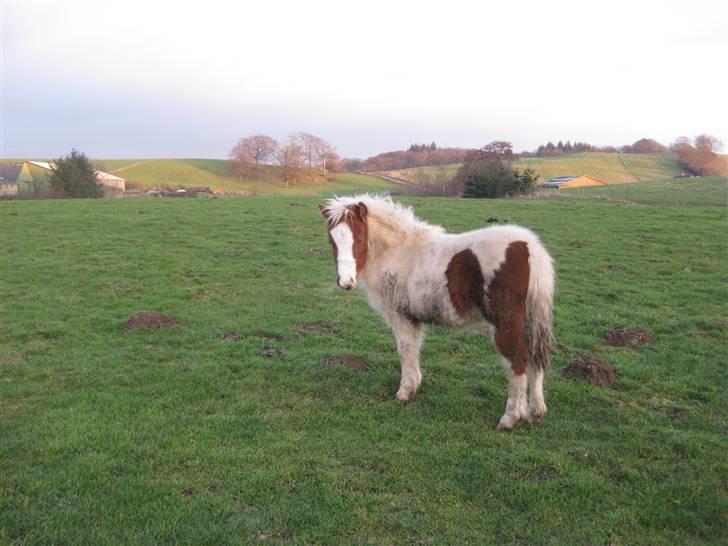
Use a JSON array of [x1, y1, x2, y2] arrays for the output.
[[0, 164, 24, 196], [540, 175, 607, 189], [0, 161, 126, 196]]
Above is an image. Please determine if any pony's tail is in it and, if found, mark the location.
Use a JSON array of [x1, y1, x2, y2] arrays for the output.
[[525, 241, 555, 370]]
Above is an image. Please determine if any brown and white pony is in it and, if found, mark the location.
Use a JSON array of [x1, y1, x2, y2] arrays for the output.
[[319, 194, 555, 430]]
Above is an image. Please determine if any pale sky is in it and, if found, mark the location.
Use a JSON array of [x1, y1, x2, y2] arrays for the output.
[[2, 0, 727, 159]]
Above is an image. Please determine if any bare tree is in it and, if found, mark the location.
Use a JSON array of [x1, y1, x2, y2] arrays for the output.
[[231, 135, 278, 164], [670, 136, 692, 151], [229, 135, 278, 181], [316, 142, 338, 175], [434, 165, 450, 196], [694, 134, 723, 153], [296, 132, 331, 173], [275, 135, 305, 188]]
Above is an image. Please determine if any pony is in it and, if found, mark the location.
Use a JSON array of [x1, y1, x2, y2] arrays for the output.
[[319, 194, 555, 430]]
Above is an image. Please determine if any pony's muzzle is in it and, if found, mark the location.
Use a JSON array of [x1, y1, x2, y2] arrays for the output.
[[337, 276, 356, 290]]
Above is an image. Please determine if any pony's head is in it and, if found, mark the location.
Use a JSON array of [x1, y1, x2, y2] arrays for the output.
[[319, 201, 369, 290]]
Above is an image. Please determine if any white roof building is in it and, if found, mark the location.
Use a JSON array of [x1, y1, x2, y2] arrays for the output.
[[27, 161, 125, 193]]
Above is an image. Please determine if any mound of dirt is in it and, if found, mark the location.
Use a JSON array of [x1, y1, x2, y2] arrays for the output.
[[261, 347, 284, 357], [604, 327, 654, 347], [123, 312, 180, 331], [323, 354, 369, 372], [563, 357, 618, 387], [296, 321, 333, 335]]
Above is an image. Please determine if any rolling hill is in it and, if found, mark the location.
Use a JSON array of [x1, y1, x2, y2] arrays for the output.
[[387, 152, 685, 185], [556, 175, 728, 206], [96, 159, 399, 196]]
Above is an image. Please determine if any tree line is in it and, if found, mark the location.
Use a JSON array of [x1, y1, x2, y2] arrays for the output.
[[345, 144, 471, 173], [526, 135, 725, 167], [229, 133, 340, 188]]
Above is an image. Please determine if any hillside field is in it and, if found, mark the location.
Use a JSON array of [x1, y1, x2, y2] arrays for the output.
[[556, 176, 728, 206], [389, 152, 685, 185], [101, 159, 399, 196], [1, 184, 726, 544]]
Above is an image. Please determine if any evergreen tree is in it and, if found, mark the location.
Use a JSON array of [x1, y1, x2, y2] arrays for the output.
[[49, 149, 103, 198], [458, 141, 539, 198]]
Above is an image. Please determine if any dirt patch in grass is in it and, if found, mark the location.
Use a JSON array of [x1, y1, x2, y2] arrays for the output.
[[305, 247, 326, 254], [563, 357, 618, 387], [123, 312, 180, 331], [261, 347, 284, 357], [323, 354, 369, 372], [604, 327, 654, 347], [296, 321, 334, 335]]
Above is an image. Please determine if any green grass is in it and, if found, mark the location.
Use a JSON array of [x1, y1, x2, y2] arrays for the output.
[[1, 190, 727, 544], [557, 176, 728, 206], [394, 152, 684, 184], [96, 159, 399, 196]]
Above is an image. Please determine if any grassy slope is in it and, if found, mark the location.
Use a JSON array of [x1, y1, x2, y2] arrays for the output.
[[1, 186, 726, 544], [101, 159, 398, 196], [393, 152, 684, 184], [557, 176, 728, 206]]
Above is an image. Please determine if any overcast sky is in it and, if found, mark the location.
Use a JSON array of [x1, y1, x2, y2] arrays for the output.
[[2, 0, 727, 159]]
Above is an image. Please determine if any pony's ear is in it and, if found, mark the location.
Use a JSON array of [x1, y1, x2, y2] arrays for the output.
[[356, 202, 368, 219], [318, 203, 328, 218]]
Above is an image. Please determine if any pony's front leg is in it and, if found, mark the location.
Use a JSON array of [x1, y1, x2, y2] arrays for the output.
[[391, 316, 424, 403]]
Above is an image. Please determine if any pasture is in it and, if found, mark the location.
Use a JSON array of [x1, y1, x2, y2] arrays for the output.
[[390, 151, 684, 185], [100, 159, 398, 196], [1, 188, 726, 544], [557, 176, 728, 207]]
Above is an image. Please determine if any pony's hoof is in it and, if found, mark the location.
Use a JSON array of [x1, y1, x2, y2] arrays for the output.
[[527, 404, 547, 423], [497, 414, 520, 431], [395, 389, 413, 404]]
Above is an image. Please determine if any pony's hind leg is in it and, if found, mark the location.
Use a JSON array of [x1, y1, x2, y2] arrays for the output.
[[527, 365, 547, 422], [494, 322, 530, 430], [390, 316, 424, 403], [498, 359, 529, 430]]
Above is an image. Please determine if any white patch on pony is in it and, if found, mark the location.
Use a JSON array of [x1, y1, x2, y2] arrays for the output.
[[498, 360, 529, 430], [330, 222, 357, 289]]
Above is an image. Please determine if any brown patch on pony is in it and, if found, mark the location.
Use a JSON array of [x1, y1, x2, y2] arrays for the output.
[[486, 241, 530, 375], [348, 203, 369, 274], [446, 249, 486, 321]]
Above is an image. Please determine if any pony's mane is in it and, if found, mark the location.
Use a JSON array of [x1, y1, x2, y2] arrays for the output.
[[324, 193, 444, 236]]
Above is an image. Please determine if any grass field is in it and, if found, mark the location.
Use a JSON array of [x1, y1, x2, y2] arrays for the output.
[[98, 159, 399, 196], [1, 185, 726, 544], [391, 152, 685, 185], [557, 176, 728, 206]]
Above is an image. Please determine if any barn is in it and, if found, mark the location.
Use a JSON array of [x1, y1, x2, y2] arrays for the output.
[[540, 175, 607, 189], [24, 161, 126, 195], [0, 164, 23, 196]]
